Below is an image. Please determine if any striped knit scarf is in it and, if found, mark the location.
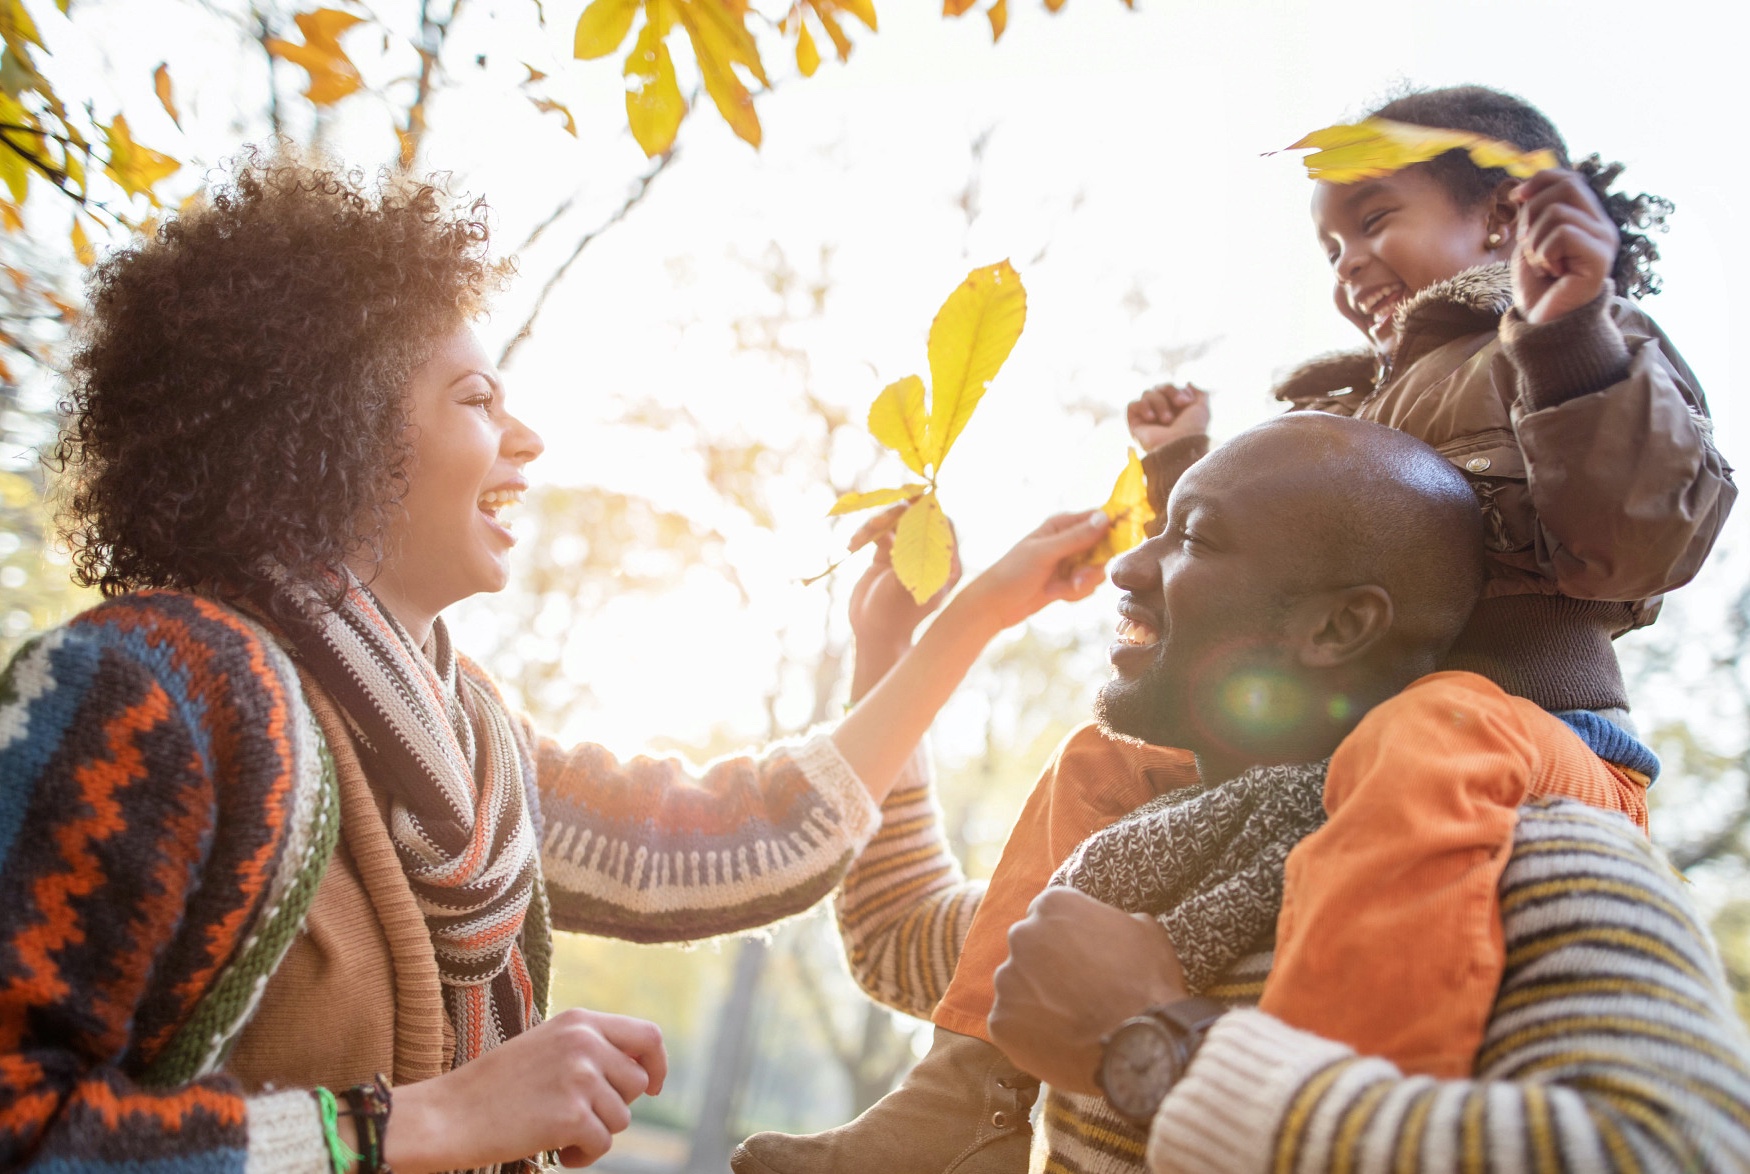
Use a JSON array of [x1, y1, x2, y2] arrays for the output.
[[272, 575, 540, 1066], [1052, 759, 1329, 990]]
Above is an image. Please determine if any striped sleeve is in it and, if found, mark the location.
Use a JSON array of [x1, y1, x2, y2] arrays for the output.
[[1148, 801, 1750, 1174], [0, 617, 253, 1173], [833, 745, 983, 1020], [528, 721, 882, 944]]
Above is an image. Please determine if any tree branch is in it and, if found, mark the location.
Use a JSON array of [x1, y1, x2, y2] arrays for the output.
[[496, 149, 679, 369]]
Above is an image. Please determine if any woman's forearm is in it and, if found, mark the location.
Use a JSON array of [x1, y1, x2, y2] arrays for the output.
[[832, 589, 1004, 804]]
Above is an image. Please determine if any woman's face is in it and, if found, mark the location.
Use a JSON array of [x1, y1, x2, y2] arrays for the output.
[[369, 324, 544, 619], [1311, 166, 1511, 357]]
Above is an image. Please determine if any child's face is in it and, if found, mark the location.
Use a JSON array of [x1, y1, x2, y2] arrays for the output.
[[1312, 167, 1507, 357]]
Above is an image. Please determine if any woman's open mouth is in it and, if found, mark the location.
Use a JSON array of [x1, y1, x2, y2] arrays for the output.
[[477, 487, 524, 540]]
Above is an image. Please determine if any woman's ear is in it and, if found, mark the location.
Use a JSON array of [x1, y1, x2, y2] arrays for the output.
[[1295, 585, 1394, 669]]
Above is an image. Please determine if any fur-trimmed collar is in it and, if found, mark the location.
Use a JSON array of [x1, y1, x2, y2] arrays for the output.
[[1273, 263, 1513, 404]]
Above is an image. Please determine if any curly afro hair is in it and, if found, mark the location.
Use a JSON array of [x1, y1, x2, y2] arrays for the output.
[[55, 147, 506, 605], [1371, 85, 1673, 299]]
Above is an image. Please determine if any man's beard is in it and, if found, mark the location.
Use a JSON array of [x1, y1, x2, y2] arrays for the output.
[[1094, 655, 1188, 749]]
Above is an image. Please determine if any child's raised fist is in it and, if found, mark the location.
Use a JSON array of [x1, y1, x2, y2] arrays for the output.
[[1127, 383, 1211, 453], [1510, 170, 1621, 325]]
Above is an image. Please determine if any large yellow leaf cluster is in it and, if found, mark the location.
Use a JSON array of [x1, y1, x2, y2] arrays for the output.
[[830, 261, 1026, 603], [1283, 118, 1559, 185]]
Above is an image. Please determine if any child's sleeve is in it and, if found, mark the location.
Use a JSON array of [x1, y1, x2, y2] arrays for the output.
[[1258, 673, 1533, 1079], [1500, 291, 1736, 601]]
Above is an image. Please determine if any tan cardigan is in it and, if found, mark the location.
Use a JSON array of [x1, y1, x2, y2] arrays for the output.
[[226, 671, 453, 1090]]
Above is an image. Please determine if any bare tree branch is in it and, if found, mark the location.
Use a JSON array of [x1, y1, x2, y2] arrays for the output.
[[497, 149, 679, 369]]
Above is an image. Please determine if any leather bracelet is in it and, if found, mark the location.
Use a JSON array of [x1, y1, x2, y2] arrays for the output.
[[338, 1074, 394, 1174]]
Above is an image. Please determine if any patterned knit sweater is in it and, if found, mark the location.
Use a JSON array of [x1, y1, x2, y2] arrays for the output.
[[0, 592, 881, 1174], [835, 780, 1750, 1172]]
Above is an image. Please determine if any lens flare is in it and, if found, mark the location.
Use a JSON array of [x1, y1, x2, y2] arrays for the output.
[[1216, 669, 1309, 737]]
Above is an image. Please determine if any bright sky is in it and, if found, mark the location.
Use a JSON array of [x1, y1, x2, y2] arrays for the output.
[[45, 0, 1750, 760]]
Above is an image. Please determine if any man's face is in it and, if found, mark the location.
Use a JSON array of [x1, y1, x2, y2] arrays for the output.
[[1096, 443, 1324, 768]]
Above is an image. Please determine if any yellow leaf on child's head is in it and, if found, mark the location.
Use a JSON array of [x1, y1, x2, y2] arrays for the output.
[[1084, 448, 1155, 566], [924, 259, 1026, 468], [1282, 118, 1558, 185], [828, 483, 926, 516], [891, 493, 956, 605], [575, 0, 641, 58], [868, 373, 929, 475]]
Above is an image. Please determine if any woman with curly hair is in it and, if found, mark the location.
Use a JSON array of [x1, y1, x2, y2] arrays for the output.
[[0, 150, 1115, 1174]]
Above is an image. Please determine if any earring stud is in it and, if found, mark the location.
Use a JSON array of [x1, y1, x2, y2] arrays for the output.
[[1486, 232, 1505, 249]]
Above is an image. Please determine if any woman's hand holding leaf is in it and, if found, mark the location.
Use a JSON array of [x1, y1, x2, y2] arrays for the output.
[[957, 509, 1112, 632]]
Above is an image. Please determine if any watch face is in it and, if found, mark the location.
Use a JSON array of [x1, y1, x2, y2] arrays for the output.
[[1100, 1019, 1179, 1123]]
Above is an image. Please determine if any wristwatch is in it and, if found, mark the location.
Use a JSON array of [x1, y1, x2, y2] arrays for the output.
[[1096, 996, 1228, 1127]]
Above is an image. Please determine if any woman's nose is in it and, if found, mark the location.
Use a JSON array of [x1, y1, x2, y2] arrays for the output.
[[507, 414, 545, 463]]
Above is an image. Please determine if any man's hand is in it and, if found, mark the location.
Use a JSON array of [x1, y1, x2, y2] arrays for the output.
[[1127, 384, 1211, 453], [988, 888, 1188, 1095], [847, 503, 962, 694], [1511, 170, 1620, 324]]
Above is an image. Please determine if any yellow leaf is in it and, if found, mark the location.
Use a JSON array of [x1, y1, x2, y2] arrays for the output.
[[152, 63, 180, 128], [0, 147, 26, 205], [264, 9, 365, 106], [1282, 117, 1559, 185], [942, 0, 978, 15], [102, 114, 179, 199], [868, 374, 929, 475], [0, 0, 43, 50], [828, 483, 926, 516], [575, 0, 640, 59], [530, 96, 577, 135], [677, 0, 765, 147], [794, 18, 819, 76], [828, 0, 877, 30], [810, 4, 851, 60], [62, 145, 83, 192], [924, 259, 1026, 467], [1044, 0, 1065, 10], [69, 216, 93, 265], [0, 202, 19, 233], [1084, 448, 1155, 565], [891, 493, 955, 604], [624, 11, 685, 156], [987, 0, 1006, 40]]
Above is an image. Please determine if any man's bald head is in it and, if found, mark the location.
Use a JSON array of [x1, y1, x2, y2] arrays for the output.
[[1097, 413, 1486, 775]]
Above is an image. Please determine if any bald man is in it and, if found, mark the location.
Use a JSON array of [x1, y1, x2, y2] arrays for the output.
[[737, 412, 1709, 1174]]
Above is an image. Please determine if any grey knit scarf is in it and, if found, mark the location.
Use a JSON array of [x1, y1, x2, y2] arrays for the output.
[[1052, 759, 1330, 990]]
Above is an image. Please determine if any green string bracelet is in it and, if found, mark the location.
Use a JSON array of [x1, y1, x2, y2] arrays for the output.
[[314, 1087, 363, 1174]]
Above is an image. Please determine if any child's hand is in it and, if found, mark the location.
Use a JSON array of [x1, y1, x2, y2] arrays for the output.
[[958, 510, 1111, 632], [1511, 170, 1620, 325], [847, 503, 962, 652], [1127, 384, 1211, 453]]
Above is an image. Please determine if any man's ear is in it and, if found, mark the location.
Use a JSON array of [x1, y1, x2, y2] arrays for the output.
[[1294, 585, 1393, 669]]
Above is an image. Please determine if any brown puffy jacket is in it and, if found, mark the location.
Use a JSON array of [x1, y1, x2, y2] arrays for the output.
[[1143, 264, 1735, 712]]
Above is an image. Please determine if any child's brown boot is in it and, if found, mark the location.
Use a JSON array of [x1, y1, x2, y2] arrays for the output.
[[730, 1027, 1039, 1174]]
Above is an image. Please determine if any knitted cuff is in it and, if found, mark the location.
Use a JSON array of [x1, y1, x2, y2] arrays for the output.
[[1141, 434, 1211, 528], [1146, 1010, 1351, 1174], [790, 734, 882, 850], [1499, 288, 1630, 411], [245, 1090, 332, 1174]]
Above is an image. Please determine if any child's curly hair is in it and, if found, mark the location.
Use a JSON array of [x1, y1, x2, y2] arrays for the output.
[[1371, 86, 1672, 299], [54, 146, 507, 605]]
